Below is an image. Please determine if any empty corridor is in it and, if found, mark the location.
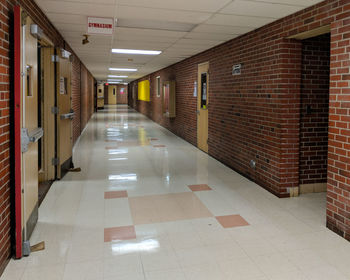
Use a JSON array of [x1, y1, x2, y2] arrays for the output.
[[3, 105, 350, 280]]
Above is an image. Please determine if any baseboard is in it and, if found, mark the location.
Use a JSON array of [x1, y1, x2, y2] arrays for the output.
[[300, 183, 327, 194]]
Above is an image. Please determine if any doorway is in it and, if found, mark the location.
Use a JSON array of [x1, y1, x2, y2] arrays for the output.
[[14, 8, 44, 257], [37, 42, 56, 204], [197, 62, 209, 153], [108, 85, 117, 105], [299, 33, 330, 194], [56, 48, 74, 179]]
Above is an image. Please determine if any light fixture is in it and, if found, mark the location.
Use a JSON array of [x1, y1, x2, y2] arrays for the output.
[[109, 68, 137, 72], [108, 75, 128, 78], [107, 79, 122, 82], [111, 49, 161, 55]]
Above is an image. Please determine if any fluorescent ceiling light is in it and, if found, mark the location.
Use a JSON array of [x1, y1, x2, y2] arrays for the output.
[[107, 82, 121, 84], [108, 75, 128, 78], [111, 49, 161, 55], [108, 79, 122, 82], [109, 68, 137, 72]]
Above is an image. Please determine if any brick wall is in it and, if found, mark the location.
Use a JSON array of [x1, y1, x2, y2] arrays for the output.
[[299, 34, 330, 185], [129, 36, 303, 198], [327, 0, 350, 241], [129, 0, 350, 240], [116, 85, 128, 104], [0, 0, 96, 272]]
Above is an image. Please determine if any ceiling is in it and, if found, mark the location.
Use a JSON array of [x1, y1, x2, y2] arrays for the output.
[[34, 0, 324, 83]]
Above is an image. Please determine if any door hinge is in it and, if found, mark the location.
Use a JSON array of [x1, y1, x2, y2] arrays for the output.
[[51, 55, 59, 63], [51, 107, 59, 114], [21, 11, 28, 26], [52, 157, 60, 166]]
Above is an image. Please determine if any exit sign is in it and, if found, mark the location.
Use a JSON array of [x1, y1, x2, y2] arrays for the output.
[[87, 17, 114, 35]]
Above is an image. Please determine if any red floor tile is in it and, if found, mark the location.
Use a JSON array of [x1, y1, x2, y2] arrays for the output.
[[104, 190, 128, 199], [104, 226, 136, 242], [216, 215, 249, 228], [105, 146, 119, 150], [188, 184, 212, 192]]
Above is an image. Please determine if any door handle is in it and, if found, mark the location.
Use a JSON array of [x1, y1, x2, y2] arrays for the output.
[[21, 127, 44, 153], [196, 110, 200, 115], [60, 109, 75, 120]]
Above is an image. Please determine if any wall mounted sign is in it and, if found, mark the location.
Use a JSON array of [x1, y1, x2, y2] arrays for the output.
[[232, 64, 242, 75], [87, 17, 114, 35]]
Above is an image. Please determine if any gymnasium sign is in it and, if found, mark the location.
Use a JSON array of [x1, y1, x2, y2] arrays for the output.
[[87, 17, 114, 35]]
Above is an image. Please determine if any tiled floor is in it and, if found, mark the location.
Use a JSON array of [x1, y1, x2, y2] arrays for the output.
[[3, 105, 350, 280]]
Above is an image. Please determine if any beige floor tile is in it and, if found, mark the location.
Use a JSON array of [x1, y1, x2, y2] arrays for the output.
[[13, 105, 350, 280], [129, 192, 212, 225]]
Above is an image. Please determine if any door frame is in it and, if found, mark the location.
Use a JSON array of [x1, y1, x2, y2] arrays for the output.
[[197, 62, 210, 153], [38, 43, 56, 183], [14, 6, 54, 258], [55, 48, 73, 179], [14, 5, 22, 259]]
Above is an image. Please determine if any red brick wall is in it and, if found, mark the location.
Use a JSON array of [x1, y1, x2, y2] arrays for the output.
[[299, 34, 330, 185], [129, 0, 350, 240], [0, 0, 96, 272], [327, 1, 350, 241], [116, 85, 128, 104], [129, 36, 303, 198]]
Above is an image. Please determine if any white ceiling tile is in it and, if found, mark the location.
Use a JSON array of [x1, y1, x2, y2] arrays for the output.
[[206, 14, 275, 27], [116, 0, 231, 13], [174, 38, 224, 47], [220, 0, 303, 18], [37, 1, 115, 17], [117, 18, 196, 32], [115, 27, 187, 38], [192, 24, 254, 35], [253, 0, 323, 7], [45, 13, 87, 25], [35, 0, 325, 81], [110, 55, 155, 64], [184, 32, 236, 41], [116, 5, 211, 24], [42, 0, 116, 4], [55, 23, 86, 33], [112, 41, 172, 50], [115, 33, 179, 44]]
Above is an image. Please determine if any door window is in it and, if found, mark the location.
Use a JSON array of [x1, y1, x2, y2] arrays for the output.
[[200, 73, 207, 109], [26, 65, 32, 96]]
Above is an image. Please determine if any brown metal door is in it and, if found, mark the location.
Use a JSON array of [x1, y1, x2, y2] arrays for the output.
[[56, 49, 73, 178], [21, 15, 41, 240], [108, 85, 117, 105], [40, 47, 56, 181], [197, 62, 209, 153]]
